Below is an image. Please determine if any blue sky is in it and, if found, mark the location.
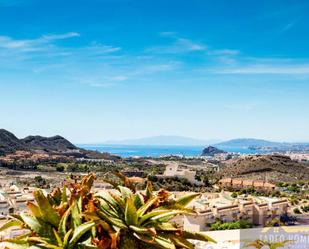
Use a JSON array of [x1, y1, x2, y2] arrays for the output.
[[0, 0, 309, 143]]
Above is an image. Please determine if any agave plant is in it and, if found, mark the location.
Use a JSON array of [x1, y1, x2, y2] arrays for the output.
[[0, 174, 98, 249], [0, 173, 215, 249], [244, 239, 291, 249]]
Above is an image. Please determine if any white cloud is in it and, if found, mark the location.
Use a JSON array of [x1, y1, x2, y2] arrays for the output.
[[208, 49, 240, 56], [41, 32, 80, 41], [147, 34, 206, 54], [214, 64, 309, 74], [0, 32, 80, 51], [84, 42, 121, 54]]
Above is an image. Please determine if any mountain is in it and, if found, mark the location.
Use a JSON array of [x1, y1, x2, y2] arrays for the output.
[[0, 129, 121, 160], [214, 138, 283, 148], [201, 146, 226, 156], [218, 154, 309, 183], [104, 135, 217, 146], [0, 129, 77, 154], [21, 135, 77, 152], [0, 129, 27, 155]]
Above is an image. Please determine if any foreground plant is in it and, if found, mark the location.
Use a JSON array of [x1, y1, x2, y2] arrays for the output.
[[245, 239, 291, 249], [0, 173, 215, 248]]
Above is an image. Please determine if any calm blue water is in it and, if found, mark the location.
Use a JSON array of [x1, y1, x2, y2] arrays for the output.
[[79, 144, 265, 158]]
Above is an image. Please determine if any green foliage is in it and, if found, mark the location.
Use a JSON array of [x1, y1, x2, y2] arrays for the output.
[[266, 218, 283, 227], [245, 239, 291, 249], [0, 173, 215, 249], [210, 220, 253, 230], [56, 163, 67, 172], [34, 176, 47, 188], [147, 175, 210, 192], [293, 207, 301, 214], [301, 205, 309, 212]]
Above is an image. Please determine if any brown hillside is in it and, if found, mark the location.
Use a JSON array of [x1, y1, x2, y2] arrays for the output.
[[218, 154, 309, 183]]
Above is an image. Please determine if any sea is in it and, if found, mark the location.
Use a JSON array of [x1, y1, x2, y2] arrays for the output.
[[79, 144, 266, 158]]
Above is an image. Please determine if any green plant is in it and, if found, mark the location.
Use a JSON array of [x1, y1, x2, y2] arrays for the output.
[[293, 207, 301, 214], [0, 173, 215, 249], [245, 239, 291, 249], [210, 220, 253, 230]]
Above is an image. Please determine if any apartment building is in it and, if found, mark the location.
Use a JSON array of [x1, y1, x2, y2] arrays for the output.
[[219, 178, 276, 193], [181, 194, 289, 231]]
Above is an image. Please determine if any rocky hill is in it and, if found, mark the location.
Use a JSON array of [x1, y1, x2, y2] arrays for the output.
[[0, 129, 27, 155], [201, 146, 226, 156], [0, 129, 120, 160], [22, 135, 77, 152], [218, 154, 309, 183]]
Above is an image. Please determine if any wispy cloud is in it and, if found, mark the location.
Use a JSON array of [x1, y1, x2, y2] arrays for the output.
[[0, 32, 79, 51], [208, 49, 240, 56], [147, 33, 206, 54], [213, 64, 309, 75], [280, 18, 301, 33], [0, 33, 122, 57], [76, 75, 128, 88], [41, 32, 80, 41]]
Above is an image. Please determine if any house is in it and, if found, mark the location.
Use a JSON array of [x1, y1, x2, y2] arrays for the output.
[[163, 163, 201, 185]]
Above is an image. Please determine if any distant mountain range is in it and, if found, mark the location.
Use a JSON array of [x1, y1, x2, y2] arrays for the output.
[[104, 135, 220, 146], [103, 136, 309, 150], [1, 129, 308, 157], [214, 138, 309, 150], [214, 138, 283, 148]]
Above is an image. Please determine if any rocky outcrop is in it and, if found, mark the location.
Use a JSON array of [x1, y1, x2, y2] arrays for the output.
[[201, 146, 226, 156]]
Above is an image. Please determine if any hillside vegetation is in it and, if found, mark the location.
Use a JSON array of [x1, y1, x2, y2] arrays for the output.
[[219, 155, 309, 183]]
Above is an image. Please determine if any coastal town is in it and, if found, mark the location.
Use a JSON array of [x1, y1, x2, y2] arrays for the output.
[[1, 130, 309, 248]]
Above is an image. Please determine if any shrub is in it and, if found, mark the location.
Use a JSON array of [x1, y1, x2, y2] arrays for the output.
[[210, 220, 253, 231], [294, 207, 301, 214]]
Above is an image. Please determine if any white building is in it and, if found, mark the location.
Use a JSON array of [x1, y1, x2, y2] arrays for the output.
[[163, 163, 201, 185]]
